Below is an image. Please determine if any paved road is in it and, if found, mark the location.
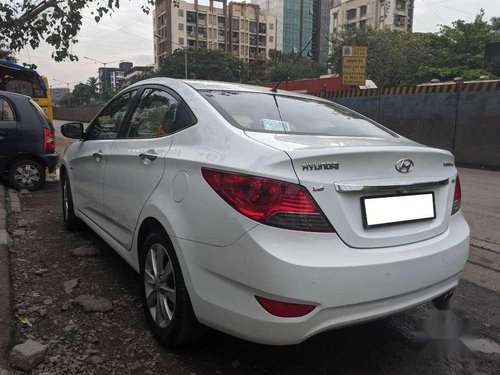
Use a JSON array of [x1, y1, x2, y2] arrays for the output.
[[5, 122, 494, 374]]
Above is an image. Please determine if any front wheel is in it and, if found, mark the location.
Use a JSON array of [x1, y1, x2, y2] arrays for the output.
[[140, 230, 204, 347], [8, 159, 46, 190], [61, 171, 84, 231]]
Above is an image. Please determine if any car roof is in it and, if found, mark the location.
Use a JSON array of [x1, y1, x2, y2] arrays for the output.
[[0, 90, 29, 101], [128, 78, 320, 100]]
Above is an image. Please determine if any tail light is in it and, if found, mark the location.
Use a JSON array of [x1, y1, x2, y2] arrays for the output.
[[43, 127, 55, 152], [201, 168, 334, 232], [451, 175, 461, 215], [255, 296, 316, 318]]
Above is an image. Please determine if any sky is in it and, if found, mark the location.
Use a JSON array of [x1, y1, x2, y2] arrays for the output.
[[13, 0, 498, 89]]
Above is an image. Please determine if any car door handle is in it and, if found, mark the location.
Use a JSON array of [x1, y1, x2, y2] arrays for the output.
[[139, 151, 158, 162], [92, 150, 103, 162]]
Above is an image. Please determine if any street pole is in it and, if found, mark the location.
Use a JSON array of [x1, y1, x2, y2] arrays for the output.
[[184, 49, 188, 79]]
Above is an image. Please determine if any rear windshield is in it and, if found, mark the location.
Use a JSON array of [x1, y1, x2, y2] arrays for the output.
[[200, 90, 395, 138]]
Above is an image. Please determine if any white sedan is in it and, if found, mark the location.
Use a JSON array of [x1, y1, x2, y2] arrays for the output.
[[60, 79, 469, 346]]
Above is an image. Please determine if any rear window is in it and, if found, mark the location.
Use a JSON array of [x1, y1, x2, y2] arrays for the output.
[[200, 90, 395, 138]]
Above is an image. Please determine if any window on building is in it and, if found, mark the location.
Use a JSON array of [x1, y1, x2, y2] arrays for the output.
[[394, 15, 406, 27], [249, 21, 257, 33], [178, 23, 184, 31], [187, 11, 196, 23], [198, 27, 207, 39], [346, 8, 357, 20], [232, 31, 239, 43], [178, 9, 184, 17], [259, 22, 266, 33], [360, 5, 367, 17], [269, 35, 274, 43], [359, 20, 367, 29], [198, 13, 206, 21], [187, 25, 195, 38], [269, 23, 274, 30], [232, 18, 239, 29], [396, 0, 406, 11], [218, 16, 225, 28], [249, 34, 257, 46], [179, 38, 184, 45]]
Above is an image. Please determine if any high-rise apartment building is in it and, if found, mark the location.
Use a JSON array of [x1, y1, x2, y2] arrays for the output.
[[153, 0, 277, 70], [330, 0, 414, 33], [253, 0, 318, 55]]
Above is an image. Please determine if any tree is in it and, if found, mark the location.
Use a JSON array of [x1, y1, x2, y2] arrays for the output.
[[328, 27, 431, 87], [266, 50, 327, 82], [159, 49, 244, 82], [0, 1, 179, 61], [87, 77, 98, 97], [0, 42, 16, 61], [71, 82, 94, 106], [418, 10, 497, 81]]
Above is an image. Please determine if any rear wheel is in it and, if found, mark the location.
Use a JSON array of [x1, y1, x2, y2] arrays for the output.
[[8, 159, 46, 190], [140, 230, 204, 347], [61, 171, 84, 231]]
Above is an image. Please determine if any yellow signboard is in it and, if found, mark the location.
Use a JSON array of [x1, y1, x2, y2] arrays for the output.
[[342, 46, 367, 86]]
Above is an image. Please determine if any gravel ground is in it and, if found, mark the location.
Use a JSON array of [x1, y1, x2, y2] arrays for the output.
[[4, 180, 500, 375]]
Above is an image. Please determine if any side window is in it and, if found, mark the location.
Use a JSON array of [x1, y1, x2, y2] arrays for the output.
[[0, 98, 15, 122], [87, 90, 137, 140], [127, 89, 179, 138]]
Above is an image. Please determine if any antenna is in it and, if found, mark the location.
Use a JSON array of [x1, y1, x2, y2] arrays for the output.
[[271, 28, 319, 93]]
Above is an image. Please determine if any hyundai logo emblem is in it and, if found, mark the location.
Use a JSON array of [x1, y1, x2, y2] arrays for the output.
[[395, 159, 414, 173]]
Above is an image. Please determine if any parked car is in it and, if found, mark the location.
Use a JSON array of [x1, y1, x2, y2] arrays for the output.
[[60, 79, 470, 347], [0, 91, 59, 190]]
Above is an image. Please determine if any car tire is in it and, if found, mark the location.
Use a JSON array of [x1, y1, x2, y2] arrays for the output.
[[8, 159, 46, 191], [432, 290, 454, 310], [140, 229, 205, 347], [61, 170, 84, 231]]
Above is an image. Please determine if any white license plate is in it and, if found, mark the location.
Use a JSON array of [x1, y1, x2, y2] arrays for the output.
[[361, 193, 436, 228]]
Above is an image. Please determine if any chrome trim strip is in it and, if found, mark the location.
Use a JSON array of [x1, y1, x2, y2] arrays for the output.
[[334, 178, 450, 193]]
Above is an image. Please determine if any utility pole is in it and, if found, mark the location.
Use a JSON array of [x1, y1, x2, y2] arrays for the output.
[[52, 79, 81, 107]]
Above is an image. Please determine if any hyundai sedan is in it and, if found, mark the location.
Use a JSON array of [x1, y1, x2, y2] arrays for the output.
[[60, 79, 469, 347]]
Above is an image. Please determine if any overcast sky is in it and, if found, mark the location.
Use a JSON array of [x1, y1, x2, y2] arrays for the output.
[[14, 0, 498, 89]]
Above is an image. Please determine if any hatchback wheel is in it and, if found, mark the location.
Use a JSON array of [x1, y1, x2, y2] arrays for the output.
[[140, 230, 204, 347], [8, 159, 46, 190]]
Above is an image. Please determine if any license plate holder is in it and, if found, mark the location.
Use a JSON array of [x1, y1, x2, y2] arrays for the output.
[[361, 192, 436, 229]]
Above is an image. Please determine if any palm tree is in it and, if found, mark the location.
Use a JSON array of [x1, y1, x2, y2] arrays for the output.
[[87, 77, 98, 96]]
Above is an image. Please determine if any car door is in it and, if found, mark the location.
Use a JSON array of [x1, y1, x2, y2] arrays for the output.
[[70, 89, 138, 229], [102, 86, 195, 250], [0, 97, 18, 172]]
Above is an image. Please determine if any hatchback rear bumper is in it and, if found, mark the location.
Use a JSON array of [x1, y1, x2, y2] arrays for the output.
[[41, 152, 60, 173], [176, 212, 469, 345]]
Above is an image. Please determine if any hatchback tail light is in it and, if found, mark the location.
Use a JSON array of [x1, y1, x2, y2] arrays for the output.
[[201, 168, 334, 232], [255, 296, 316, 318], [451, 175, 461, 215], [43, 127, 55, 152]]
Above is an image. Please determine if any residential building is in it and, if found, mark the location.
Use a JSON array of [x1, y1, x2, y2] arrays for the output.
[[153, 0, 277, 70], [330, 0, 414, 33], [97, 62, 134, 92], [50, 87, 70, 106], [123, 65, 155, 85]]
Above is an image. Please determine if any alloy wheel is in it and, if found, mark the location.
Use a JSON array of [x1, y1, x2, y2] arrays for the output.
[[144, 243, 176, 328], [14, 164, 40, 188]]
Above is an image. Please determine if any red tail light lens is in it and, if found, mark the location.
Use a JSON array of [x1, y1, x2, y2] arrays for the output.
[[201, 168, 334, 232], [43, 127, 55, 152], [255, 296, 316, 318], [452, 175, 461, 215]]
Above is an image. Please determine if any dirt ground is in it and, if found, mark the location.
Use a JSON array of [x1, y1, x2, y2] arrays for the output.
[[4, 179, 499, 375]]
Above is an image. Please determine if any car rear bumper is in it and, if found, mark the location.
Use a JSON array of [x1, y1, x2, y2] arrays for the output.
[[41, 152, 60, 173], [176, 212, 470, 345]]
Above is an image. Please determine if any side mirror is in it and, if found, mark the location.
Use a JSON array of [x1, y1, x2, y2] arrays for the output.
[[61, 122, 84, 139]]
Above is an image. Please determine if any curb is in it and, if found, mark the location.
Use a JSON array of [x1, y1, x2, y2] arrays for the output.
[[0, 184, 12, 370]]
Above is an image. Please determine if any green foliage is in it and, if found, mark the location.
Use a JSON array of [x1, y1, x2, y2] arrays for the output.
[[266, 50, 327, 82], [0, 42, 16, 62], [329, 10, 499, 86], [159, 49, 244, 82], [0, 0, 179, 61]]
